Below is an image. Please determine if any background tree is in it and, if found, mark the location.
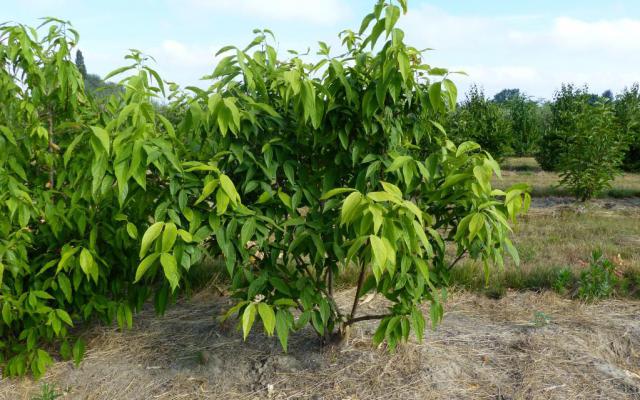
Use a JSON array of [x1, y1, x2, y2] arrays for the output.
[[500, 90, 543, 156], [615, 84, 640, 171], [557, 98, 624, 200], [447, 85, 512, 159], [492, 88, 521, 104], [74, 49, 87, 78], [536, 84, 590, 171]]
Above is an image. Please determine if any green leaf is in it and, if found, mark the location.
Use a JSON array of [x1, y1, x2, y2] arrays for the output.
[[456, 141, 480, 157], [469, 213, 485, 241], [385, 5, 401, 35], [103, 64, 135, 80], [216, 189, 230, 215], [177, 229, 193, 243], [2, 302, 12, 325], [161, 222, 178, 252], [160, 253, 180, 292], [126, 223, 138, 239], [73, 338, 86, 366], [504, 237, 520, 266], [443, 78, 458, 109], [275, 310, 290, 351], [63, 133, 84, 166], [320, 187, 354, 200], [397, 51, 410, 83], [380, 181, 403, 198], [367, 191, 400, 203], [140, 222, 164, 258], [429, 81, 443, 112], [196, 178, 219, 205], [242, 303, 257, 340], [340, 191, 363, 225], [219, 173, 240, 205], [134, 253, 160, 283], [369, 235, 387, 280], [386, 155, 412, 172], [411, 307, 425, 342], [56, 309, 73, 326], [257, 303, 276, 336], [58, 274, 72, 302], [79, 248, 98, 282], [90, 126, 110, 155], [278, 191, 292, 210]]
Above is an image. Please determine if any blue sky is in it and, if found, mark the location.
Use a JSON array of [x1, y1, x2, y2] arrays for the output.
[[5, 0, 640, 99]]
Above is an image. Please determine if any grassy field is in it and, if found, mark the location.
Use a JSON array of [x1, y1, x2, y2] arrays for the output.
[[453, 157, 640, 298], [495, 157, 640, 198]]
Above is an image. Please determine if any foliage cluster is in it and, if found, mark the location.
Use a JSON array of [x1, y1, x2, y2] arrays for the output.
[[450, 83, 640, 200], [0, 20, 224, 377], [550, 251, 620, 301], [0, 1, 529, 377], [536, 84, 625, 200], [446, 85, 512, 159]]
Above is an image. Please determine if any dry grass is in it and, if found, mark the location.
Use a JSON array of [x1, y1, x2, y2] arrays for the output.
[[495, 157, 640, 198], [3, 290, 640, 399], [450, 200, 640, 295]]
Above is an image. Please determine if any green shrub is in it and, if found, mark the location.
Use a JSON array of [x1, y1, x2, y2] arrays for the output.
[[615, 83, 640, 172], [161, 1, 529, 351], [0, 21, 236, 377], [495, 90, 544, 156], [447, 85, 513, 159], [535, 84, 625, 200], [557, 99, 624, 201], [577, 250, 617, 301], [0, 0, 529, 376], [536, 84, 590, 171], [552, 268, 574, 295]]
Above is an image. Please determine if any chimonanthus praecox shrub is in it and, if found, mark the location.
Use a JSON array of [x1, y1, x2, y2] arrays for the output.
[[0, 1, 529, 377]]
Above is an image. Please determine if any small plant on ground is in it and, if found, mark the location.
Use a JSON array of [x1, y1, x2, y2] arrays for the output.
[[552, 267, 574, 295], [577, 250, 617, 301], [31, 383, 61, 400], [532, 311, 551, 327]]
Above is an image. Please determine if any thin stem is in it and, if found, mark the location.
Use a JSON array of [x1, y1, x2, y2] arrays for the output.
[[345, 313, 392, 326], [47, 111, 55, 188], [349, 261, 367, 320], [447, 250, 467, 271]]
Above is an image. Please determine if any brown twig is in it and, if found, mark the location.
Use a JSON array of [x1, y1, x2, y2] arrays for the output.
[[345, 313, 392, 326], [447, 250, 467, 271], [349, 261, 367, 320]]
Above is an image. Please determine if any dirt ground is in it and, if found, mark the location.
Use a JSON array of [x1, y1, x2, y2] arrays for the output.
[[2, 288, 640, 400]]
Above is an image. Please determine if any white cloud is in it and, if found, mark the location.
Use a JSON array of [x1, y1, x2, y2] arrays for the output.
[[550, 17, 640, 52], [509, 16, 640, 53], [185, 0, 351, 24], [144, 39, 224, 88], [158, 40, 219, 68], [398, 4, 640, 98]]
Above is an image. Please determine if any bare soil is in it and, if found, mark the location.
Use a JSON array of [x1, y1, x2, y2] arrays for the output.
[[2, 289, 640, 400]]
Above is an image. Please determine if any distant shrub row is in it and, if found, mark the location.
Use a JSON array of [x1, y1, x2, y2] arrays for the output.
[[447, 84, 640, 199]]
